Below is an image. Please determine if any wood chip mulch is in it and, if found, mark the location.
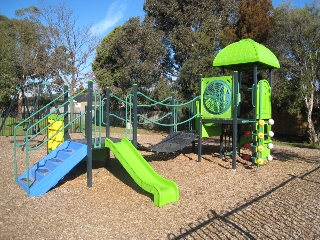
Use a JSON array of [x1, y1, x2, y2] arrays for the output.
[[0, 133, 319, 239]]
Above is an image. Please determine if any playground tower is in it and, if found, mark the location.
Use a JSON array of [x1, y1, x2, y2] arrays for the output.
[[196, 38, 280, 169]]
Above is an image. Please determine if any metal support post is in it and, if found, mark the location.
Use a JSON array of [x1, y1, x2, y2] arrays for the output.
[[198, 74, 203, 162], [105, 87, 110, 166], [63, 84, 70, 140], [133, 84, 138, 148], [170, 92, 175, 134], [269, 69, 273, 88], [252, 64, 258, 162], [232, 71, 239, 171], [87, 80, 93, 188]]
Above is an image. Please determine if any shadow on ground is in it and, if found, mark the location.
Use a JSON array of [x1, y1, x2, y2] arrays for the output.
[[167, 166, 320, 239]]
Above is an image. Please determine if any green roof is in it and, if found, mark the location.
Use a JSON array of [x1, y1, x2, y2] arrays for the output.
[[213, 38, 280, 71]]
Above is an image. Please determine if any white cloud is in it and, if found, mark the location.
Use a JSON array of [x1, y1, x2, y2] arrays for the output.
[[90, 0, 127, 36]]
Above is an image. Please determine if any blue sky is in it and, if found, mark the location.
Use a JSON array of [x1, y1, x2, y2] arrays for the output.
[[0, 0, 310, 39], [0, 0, 145, 37]]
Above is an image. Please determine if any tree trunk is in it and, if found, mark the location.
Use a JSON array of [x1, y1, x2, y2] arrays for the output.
[[17, 91, 23, 121], [305, 93, 319, 144]]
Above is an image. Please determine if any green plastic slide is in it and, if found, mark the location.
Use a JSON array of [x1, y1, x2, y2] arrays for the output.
[[105, 138, 179, 207]]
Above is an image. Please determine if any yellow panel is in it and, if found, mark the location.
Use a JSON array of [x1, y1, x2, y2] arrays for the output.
[[48, 118, 64, 152], [52, 141, 61, 150], [55, 131, 64, 142], [51, 121, 63, 131]]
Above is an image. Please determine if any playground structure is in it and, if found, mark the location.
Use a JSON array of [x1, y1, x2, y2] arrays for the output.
[[13, 38, 279, 207], [13, 81, 180, 207], [196, 38, 279, 169]]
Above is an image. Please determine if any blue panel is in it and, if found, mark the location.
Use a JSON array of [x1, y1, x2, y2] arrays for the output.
[[18, 141, 87, 196]]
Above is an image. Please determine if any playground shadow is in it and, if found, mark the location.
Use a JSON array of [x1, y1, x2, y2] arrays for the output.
[[141, 139, 221, 163], [167, 165, 320, 239], [53, 158, 107, 188], [200, 135, 319, 165], [52, 156, 154, 201], [143, 151, 181, 161], [272, 147, 319, 164], [273, 134, 308, 144], [106, 156, 154, 200]]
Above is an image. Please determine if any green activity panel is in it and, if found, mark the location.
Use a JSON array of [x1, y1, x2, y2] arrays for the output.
[[256, 80, 271, 120], [203, 80, 232, 115], [201, 76, 233, 119]]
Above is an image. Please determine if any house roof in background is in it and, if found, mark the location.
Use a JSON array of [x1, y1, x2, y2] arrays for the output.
[[73, 93, 88, 103]]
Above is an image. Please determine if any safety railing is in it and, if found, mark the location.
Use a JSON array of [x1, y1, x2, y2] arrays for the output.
[[13, 87, 88, 194]]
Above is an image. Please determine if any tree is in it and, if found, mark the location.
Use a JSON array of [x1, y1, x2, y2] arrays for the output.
[[37, 1, 98, 97], [0, 11, 51, 114], [0, 15, 19, 111], [92, 17, 172, 103], [143, 0, 238, 100], [11, 1, 99, 130], [218, 0, 274, 116], [221, 0, 274, 46], [268, 1, 320, 144]]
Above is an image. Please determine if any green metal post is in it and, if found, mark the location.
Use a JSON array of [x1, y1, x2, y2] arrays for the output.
[[253, 64, 258, 120], [191, 93, 196, 131], [232, 71, 239, 171], [269, 69, 273, 87], [252, 64, 258, 164], [105, 87, 110, 166], [221, 67, 225, 76], [87, 81, 93, 188], [238, 71, 242, 117], [198, 74, 203, 162], [64, 84, 70, 140], [133, 84, 137, 148], [170, 92, 174, 134]]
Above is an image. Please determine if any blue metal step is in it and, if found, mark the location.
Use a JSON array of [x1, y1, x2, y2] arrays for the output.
[[17, 141, 87, 196]]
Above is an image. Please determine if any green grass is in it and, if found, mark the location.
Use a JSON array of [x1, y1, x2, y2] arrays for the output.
[[0, 116, 51, 136], [273, 135, 320, 150]]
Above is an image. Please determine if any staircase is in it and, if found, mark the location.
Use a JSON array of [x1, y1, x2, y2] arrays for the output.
[[17, 141, 87, 196]]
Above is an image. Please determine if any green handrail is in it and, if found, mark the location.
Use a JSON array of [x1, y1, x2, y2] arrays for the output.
[[13, 87, 88, 195]]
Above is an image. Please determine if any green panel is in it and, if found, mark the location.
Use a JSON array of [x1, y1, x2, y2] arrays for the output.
[[201, 123, 222, 138], [260, 148, 270, 159], [195, 101, 222, 137], [201, 76, 233, 119], [213, 38, 280, 71], [92, 147, 108, 160], [256, 80, 271, 120]]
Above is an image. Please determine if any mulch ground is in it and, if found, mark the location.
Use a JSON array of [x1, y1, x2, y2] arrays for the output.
[[0, 133, 319, 239]]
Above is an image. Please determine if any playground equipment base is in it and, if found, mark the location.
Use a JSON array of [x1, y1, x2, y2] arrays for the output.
[[17, 138, 179, 207]]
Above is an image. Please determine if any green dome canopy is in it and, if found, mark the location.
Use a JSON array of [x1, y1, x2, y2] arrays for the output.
[[213, 38, 280, 71]]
